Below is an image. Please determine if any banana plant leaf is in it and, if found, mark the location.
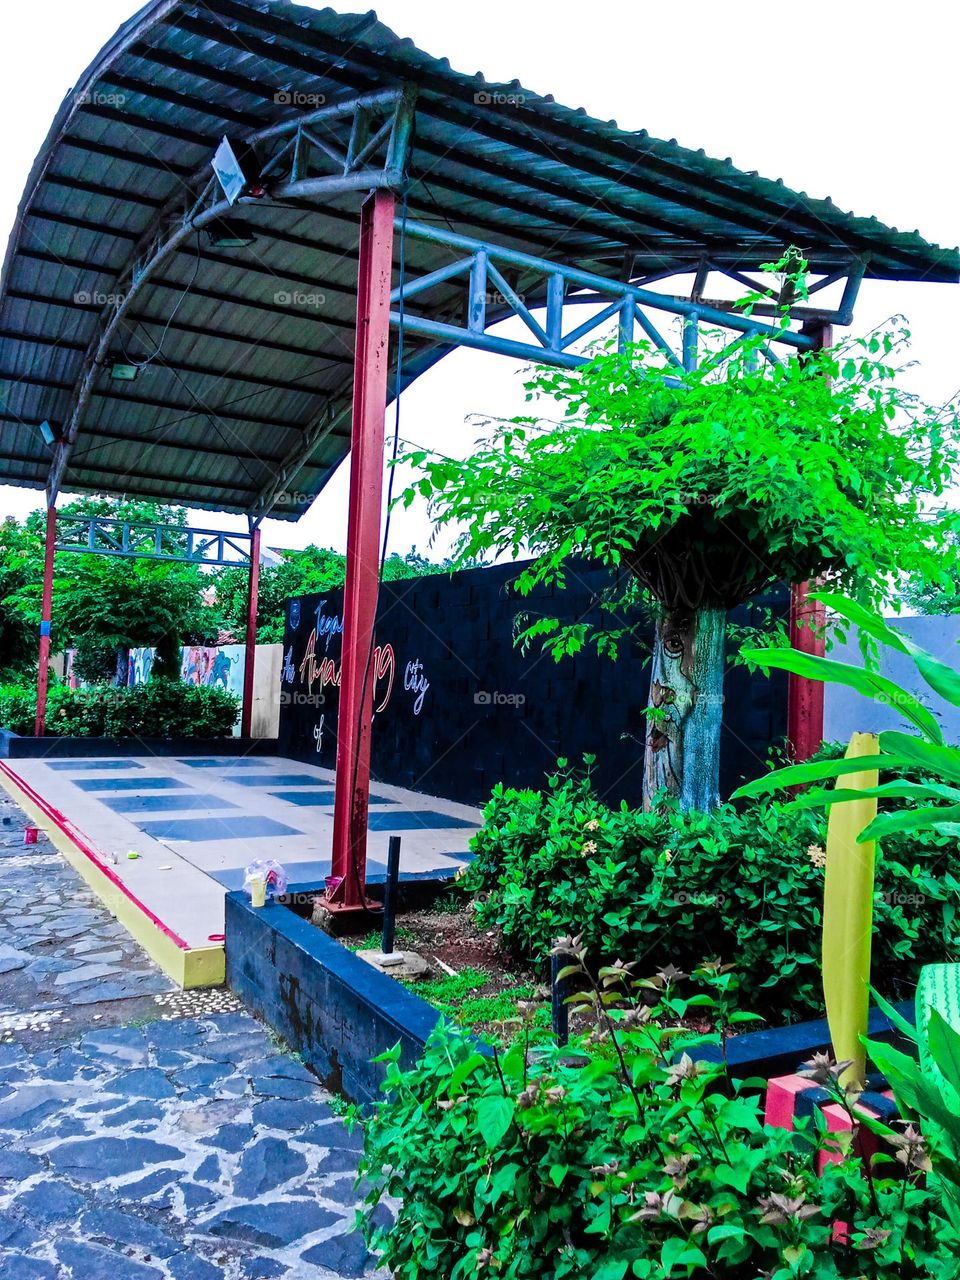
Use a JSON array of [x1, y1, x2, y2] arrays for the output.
[[741, 645, 942, 743], [823, 732, 879, 1089]]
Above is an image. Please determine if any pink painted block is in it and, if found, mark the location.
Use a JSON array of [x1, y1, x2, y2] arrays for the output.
[[764, 1074, 817, 1129]]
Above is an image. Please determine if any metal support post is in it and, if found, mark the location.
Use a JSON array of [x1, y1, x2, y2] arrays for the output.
[[34, 506, 57, 736], [240, 520, 261, 738], [324, 188, 396, 915]]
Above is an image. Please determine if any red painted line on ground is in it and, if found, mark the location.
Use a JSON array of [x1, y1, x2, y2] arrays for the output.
[[0, 760, 191, 951]]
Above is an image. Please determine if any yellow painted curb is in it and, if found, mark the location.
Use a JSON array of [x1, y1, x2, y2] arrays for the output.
[[0, 765, 225, 990]]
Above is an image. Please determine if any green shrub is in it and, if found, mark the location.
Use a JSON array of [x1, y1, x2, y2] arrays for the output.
[[0, 683, 36, 734], [1, 680, 238, 738], [464, 761, 960, 1021], [359, 963, 957, 1279], [100, 681, 239, 738]]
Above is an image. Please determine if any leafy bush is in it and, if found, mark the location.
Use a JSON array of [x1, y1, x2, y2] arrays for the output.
[[464, 760, 960, 1021], [0, 680, 238, 738], [0, 683, 35, 734], [359, 961, 957, 1278]]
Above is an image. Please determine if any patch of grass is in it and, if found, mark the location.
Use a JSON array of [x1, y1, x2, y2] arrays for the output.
[[430, 889, 470, 915], [404, 969, 551, 1038], [344, 924, 415, 953], [408, 967, 488, 1010], [457, 987, 550, 1031]]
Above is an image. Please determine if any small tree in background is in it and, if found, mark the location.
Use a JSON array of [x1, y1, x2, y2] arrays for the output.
[[5, 497, 218, 683], [211, 545, 459, 644], [0, 516, 41, 678], [403, 307, 960, 812]]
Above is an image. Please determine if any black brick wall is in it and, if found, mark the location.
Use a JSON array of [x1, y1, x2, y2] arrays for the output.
[[278, 560, 788, 808]]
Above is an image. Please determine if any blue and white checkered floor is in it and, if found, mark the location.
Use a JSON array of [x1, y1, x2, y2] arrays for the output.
[[3, 755, 480, 951]]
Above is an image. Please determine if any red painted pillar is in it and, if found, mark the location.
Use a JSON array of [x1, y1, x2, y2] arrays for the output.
[[34, 506, 57, 736], [326, 188, 395, 913], [787, 582, 826, 760], [787, 323, 832, 761], [240, 523, 261, 739]]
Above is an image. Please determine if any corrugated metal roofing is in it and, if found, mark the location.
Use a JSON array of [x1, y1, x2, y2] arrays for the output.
[[1, 0, 957, 520]]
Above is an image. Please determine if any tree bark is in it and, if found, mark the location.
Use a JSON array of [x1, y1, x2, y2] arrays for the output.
[[643, 605, 726, 813], [114, 645, 130, 689]]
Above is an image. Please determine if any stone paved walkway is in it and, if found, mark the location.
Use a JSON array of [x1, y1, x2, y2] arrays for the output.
[[0, 786, 385, 1280]]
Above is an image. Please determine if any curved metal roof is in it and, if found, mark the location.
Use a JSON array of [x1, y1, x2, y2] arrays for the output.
[[1, 0, 957, 520]]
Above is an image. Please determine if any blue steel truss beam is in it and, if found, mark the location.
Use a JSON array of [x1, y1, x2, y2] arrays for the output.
[[54, 516, 254, 567], [45, 85, 418, 506], [389, 219, 866, 375]]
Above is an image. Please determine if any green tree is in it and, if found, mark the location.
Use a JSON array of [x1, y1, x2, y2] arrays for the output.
[[404, 318, 960, 812], [900, 539, 960, 614], [0, 516, 41, 678], [5, 497, 218, 683], [212, 545, 460, 643]]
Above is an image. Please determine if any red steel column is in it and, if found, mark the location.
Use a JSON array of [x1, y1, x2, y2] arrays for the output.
[[34, 506, 57, 736], [787, 323, 832, 760], [787, 582, 826, 760], [328, 188, 395, 911], [240, 523, 261, 738]]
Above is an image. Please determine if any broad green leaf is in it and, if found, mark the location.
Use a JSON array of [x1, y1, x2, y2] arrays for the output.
[[868, 1038, 960, 1147], [740, 647, 942, 743], [898, 636, 960, 711], [660, 1237, 706, 1274], [860, 804, 960, 842], [878, 732, 960, 785], [476, 1094, 515, 1150], [867, 984, 919, 1044], [811, 591, 910, 654], [592, 1260, 629, 1280], [927, 1010, 960, 1096], [790, 780, 960, 809], [732, 753, 898, 800], [447, 1052, 488, 1096]]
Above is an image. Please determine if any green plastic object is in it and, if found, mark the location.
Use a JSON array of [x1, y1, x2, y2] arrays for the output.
[[916, 964, 960, 1076]]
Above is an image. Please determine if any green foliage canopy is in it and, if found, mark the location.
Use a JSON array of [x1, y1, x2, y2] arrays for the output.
[[1, 497, 217, 678], [463, 759, 960, 1022], [212, 545, 463, 643], [403, 327, 960, 658]]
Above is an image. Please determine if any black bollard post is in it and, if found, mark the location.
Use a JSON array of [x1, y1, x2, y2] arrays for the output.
[[551, 952, 569, 1046], [381, 835, 402, 956]]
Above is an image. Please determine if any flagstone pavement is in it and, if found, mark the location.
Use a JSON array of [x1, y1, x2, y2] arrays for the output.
[[0, 786, 387, 1280]]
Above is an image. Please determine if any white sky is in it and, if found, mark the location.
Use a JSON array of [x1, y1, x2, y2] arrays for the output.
[[1, 0, 958, 558]]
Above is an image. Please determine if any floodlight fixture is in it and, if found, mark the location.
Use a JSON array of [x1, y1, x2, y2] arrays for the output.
[[211, 136, 264, 206], [207, 218, 257, 249], [38, 419, 60, 446]]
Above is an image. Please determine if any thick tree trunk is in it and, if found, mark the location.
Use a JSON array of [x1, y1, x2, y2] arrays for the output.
[[643, 605, 726, 813], [114, 645, 130, 688]]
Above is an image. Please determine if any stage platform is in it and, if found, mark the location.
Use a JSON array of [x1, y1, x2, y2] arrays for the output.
[[0, 754, 480, 988]]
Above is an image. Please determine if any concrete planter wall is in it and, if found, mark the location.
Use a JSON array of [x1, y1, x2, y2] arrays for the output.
[[225, 892, 441, 1104], [225, 889, 915, 1106]]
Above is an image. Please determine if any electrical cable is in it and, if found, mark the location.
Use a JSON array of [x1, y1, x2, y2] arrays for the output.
[[117, 230, 204, 372]]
